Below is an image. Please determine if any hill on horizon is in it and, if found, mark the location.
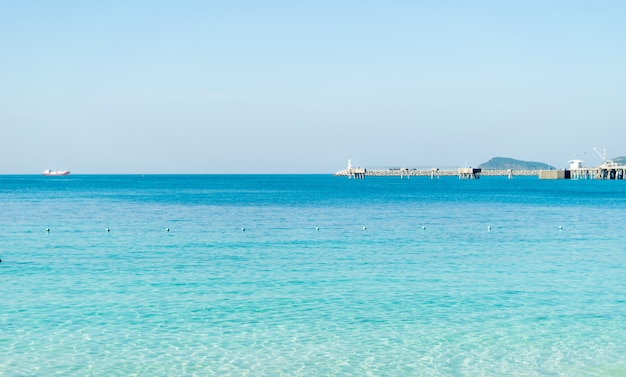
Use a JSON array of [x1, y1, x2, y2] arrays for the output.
[[611, 156, 626, 165], [478, 157, 555, 170]]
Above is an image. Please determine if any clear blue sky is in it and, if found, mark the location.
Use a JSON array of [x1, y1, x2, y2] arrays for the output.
[[1, 1, 625, 173]]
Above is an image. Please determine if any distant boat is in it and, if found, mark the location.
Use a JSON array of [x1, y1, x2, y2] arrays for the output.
[[43, 169, 70, 176]]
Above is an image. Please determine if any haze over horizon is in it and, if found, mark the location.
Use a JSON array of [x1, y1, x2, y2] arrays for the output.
[[2, 1, 625, 174]]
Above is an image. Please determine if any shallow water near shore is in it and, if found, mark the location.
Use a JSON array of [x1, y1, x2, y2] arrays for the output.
[[2, 174, 626, 376]]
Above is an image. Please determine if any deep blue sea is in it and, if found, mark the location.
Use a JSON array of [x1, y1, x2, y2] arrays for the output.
[[2, 174, 626, 376]]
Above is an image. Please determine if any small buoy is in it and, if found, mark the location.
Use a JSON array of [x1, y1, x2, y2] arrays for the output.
[[487, 226, 492, 231], [315, 227, 319, 231], [45, 228, 50, 232], [421, 226, 426, 230], [165, 228, 170, 232], [241, 227, 245, 232], [362, 226, 367, 231], [106, 228, 110, 232], [559, 226, 563, 230]]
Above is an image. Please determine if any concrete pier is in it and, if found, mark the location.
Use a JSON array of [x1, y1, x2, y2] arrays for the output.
[[348, 167, 366, 179], [458, 168, 481, 179], [334, 161, 626, 180], [569, 166, 626, 180], [335, 168, 538, 178], [538, 170, 570, 180], [539, 165, 626, 180], [430, 168, 440, 179], [338, 160, 366, 179]]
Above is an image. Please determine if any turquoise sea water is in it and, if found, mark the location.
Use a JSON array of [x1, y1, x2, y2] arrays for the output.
[[1, 175, 626, 376]]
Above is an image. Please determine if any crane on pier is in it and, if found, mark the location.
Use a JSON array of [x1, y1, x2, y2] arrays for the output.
[[593, 147, 616, 168]]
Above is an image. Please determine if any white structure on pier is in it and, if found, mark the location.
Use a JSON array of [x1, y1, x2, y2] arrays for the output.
[[337, 159, 366, 179], [541, 152, 626, 180], [568, 160, 584, 170], [458, 167, 481, 179]]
